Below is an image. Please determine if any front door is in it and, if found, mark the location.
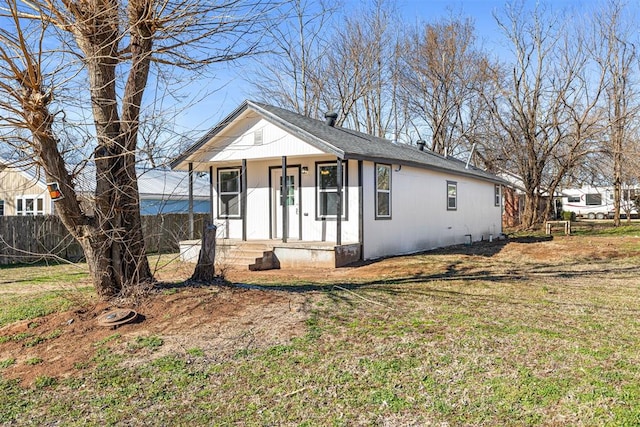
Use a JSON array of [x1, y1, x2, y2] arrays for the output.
[[271, 167, 300, 240]]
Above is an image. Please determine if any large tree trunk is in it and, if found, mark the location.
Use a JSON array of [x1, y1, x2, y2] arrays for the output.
[[18, 56, 152, 299], [521, 191, 540, 229], [75, 0, 153, 297], [2, 0, 273, 299], [191, 219, 217, 282], [612, 124, 623, 227], [31, 0, 154, 299]]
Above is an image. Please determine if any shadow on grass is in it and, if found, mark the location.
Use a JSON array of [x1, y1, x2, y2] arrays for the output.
[[153, 264, 640, 316], [223, 262, 640, 292], [345, 236, 551, 268], [155, 234, 640, 312]]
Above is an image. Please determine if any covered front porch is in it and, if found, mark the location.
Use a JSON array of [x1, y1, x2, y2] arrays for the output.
[[179, 238, 362, 270]]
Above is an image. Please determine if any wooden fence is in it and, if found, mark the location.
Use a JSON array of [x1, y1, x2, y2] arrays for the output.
[[0, 213, 207, 265]]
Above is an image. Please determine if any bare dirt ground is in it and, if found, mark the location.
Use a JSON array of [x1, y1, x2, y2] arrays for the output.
[[1, 234, 637, 386], [0, 285, 314, 386]]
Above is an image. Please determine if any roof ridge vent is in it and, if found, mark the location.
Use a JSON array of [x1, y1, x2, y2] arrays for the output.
[[324, 111, 338, 127]]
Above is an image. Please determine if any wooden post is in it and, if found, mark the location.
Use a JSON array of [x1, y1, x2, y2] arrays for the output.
[[188, 162, 194, 240], [241, 159, 247, 241], [358, 160, 363, 260], [336, 158, 343, 246], [190, 218, 217, 282], [209, 166, 214, 222], [282, 156, 288, 243]]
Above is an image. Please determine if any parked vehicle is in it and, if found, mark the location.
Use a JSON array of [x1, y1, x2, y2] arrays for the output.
[[560, 186, 639, 219]]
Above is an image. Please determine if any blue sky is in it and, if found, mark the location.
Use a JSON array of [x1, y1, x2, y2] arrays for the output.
[[173, 0, 608, 138]]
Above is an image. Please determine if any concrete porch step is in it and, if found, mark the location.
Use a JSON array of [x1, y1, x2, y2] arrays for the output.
[[216, 244, 271, 269], [248, 250, 280, 271]]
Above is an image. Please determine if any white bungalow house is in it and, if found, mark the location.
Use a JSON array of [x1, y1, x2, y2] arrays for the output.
[[171, 100, 506, 269]]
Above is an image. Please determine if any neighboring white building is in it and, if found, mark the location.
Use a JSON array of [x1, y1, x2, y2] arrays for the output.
[[171, 101, 506, 267], [0, 161, 210, 216], [560, 186, 639, 219]]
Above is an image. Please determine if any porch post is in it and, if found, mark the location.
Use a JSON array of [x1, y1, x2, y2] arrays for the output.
[[188, 162, 194, 240], [241, 159, 247, 241], [209, 166, 214, 222], [358, 160, 363, 260], [281, 155, 288, 243], [336, 158, 343, 246]]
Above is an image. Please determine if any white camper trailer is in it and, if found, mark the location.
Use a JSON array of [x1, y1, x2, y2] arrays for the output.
[[560, 186, 639, 219]]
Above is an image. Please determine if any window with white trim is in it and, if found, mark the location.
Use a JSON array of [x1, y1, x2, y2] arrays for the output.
[[375, 164, 391, 219], [494, 184, 501, 206], [316, 162, 347, 218], [16, 196, 45, 215], [447, 181, 457, 210], [217, 168, 241, 218]]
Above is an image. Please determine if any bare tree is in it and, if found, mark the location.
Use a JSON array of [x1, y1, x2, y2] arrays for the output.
[[537, 18, 607, 221], [322, 0, 401, 138], [249, 0, 336, 117], [399, 16, 490, 155], [248, 0, 406, 139], [591, 0, 639, 226], [0, 0, 273, 299], [484, 1, 593, 228]]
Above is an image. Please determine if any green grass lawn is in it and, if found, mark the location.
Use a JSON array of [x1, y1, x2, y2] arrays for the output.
[[2, 231, 640, 425], [0, 262, 92, 328]]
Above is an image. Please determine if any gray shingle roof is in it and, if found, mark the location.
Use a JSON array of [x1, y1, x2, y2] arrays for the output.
[[137, 168, 210, 199], [172, 100, 505, 185], [75, 166, 210, 199], [0, 159, 209, 199]]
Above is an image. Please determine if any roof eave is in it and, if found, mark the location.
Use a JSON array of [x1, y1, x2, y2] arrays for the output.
[[247, 101, 345, 158], [171, 100, 347, 170], [343, 153, 509, 185], [170, 101, 251, 170]]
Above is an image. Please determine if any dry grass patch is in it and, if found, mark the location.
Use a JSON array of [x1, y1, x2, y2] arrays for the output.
[[1, 233, 640, 425]]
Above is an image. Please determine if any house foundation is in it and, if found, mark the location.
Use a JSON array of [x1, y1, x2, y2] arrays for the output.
[[179, 239, 361, 270]]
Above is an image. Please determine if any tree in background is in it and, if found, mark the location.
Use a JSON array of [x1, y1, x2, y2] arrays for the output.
[[536, 14, 607, 222], [250, 0, 336, 118], [0, 0, 274, 299], [324, 0, 401, 138], [250, 0, 403, 139], [399, 16, 491, 156], [482, 2, 600, 228], [591, 0, 639, 226], [250, 0, 640, 228]]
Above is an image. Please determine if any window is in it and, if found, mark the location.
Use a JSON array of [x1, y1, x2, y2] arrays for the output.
[[279, 175, 295, 206], [567, 196, 580, 203], [16, 196, 45, 215], [375, 164, 391, 219], [494, 184, 501, 206], [447, 181, 457, 210], [585, 193, 602, 206], [316, 162, 347, 218], [217, 168, 241, 218], [0, 200, 4, 216]]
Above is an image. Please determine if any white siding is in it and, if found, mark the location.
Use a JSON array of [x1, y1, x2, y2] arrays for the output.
[[245, 159, 275, 240], [211, 156, 359, 243], [298, 158, 359, 243], [204, 118, 325, 163], [362, 162, 502, 260]]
